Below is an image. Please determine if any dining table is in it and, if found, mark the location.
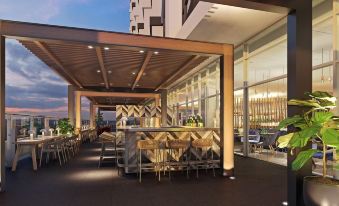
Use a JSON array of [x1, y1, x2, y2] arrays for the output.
[[11, 135, 63, 172]]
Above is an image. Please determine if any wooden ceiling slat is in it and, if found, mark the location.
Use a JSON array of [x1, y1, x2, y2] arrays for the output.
[[95, 47, 109, 89], [19, 39, 214, 91], [132, 51, 152, 90], [33, 41, 83, 88]]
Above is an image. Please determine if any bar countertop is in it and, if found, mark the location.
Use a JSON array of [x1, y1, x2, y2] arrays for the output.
[[116, 126, 219, 132]]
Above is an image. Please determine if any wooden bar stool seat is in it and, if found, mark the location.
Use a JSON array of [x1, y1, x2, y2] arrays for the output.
[[136, 139, 161, 183], [166, 139, 190, 179], [191, 138, 215, 178]]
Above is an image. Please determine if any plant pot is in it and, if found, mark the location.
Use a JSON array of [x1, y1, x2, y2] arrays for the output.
[[303, 176, 339, 206]]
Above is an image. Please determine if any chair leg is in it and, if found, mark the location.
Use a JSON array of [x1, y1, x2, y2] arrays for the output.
[[158, 149, 160, 182], [56, 146, 62, 166], [205, 148, 208, 174], [139, 149, 142, 183], [211, 148, 215, 177], [98, 142, 104, 168], [39, 147, 44, 167], [196, 148, 199, 179]]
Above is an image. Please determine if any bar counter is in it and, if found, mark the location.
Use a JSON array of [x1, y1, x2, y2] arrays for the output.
[[117, 126, 221, 173]]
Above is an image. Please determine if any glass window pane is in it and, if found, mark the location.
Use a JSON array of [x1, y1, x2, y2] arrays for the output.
[[193, 83, 199, 101], [312, 66, 333, 93], [206, 96, 218, 128]]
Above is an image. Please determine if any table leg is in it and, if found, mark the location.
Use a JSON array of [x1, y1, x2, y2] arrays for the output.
[[12, 144, 21, 172], [31, 145, 38, 171]]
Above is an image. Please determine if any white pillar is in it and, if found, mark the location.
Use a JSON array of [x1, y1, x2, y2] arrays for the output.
[[89, 102, 94, 128], [165, 0, 182, 37], [68, 85, 75, 125], [221, 47, 234, 176], [5, 117, 16, 167], [0, 36, 6, 191], [75, 91, 81, 132], [333, 0, 339, 115]]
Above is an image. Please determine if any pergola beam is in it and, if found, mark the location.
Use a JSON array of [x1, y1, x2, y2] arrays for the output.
[[78, 90, 160, 99], [0, 20, 225, 55], [155, 55, 201, 91], [34, 41, 83, 88], [95, 47, 109, 89], [132, 51, 152, 90]]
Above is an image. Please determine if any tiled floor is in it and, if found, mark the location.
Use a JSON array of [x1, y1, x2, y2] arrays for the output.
[[0, 142, 287, 206]]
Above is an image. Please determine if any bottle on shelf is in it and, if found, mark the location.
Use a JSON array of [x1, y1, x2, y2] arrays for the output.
[[197, 114, 204, 127]]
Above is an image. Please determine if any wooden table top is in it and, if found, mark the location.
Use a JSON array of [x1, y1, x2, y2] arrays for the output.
[[16, 135, 62, 145]]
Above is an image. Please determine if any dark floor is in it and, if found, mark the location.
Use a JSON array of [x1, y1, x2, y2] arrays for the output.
[[0, 142, 287, 206]]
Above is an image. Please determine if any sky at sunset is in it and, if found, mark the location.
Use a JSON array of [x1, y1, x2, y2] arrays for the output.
[[1, 0, 129, 119]]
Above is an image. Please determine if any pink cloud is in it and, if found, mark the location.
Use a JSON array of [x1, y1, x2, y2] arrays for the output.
[[6, 106, 68, 114]]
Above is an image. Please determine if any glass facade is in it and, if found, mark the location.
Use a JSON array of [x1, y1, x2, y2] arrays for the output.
[[168, 61, 220, 128], [167, 0, 339, 177], [232, 0, 339, 176]]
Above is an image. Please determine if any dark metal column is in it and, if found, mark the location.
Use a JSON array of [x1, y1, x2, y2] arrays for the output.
[[242, 81, 249, 157], [0, 36, 6, 192], [287, 2, 313, 205]]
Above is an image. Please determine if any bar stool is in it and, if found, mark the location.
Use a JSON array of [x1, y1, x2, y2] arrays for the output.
[[191, 138, 215, 178], [166, 139, 190, 179], [98, 132, 116, 167], [136, 139, 161, 183]]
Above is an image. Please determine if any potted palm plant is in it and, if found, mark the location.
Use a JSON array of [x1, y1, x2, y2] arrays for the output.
[[277, 91, 339, 206]]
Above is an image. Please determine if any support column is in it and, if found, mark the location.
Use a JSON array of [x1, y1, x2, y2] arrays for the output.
[[220, 45, 234, 177], [287, 2, 312, 205], [0, 36, 5, 191], [89, 102, 94, 128], [333, 0, 339, 115], [242, 44, 249, 157], [75, 91, 81, 132], [161, 90, 168, 126], [68, 85, 75, 126]]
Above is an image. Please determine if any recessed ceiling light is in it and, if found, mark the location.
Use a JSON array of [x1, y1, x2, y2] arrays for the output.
[[142, 73, 146, 76], [128, 83, 131, 86], [132, 72, 136, 75], [88, 45, 93, 49], [97, 70, 101, 73], [108, 70, 112, 74], [153, 51, 159, 55], [139, 50, 145, 53], [282, 201, 288, 206], [104, 47, 109, 50], [136, 84, 140, 87], [100, 82, 105, 85]]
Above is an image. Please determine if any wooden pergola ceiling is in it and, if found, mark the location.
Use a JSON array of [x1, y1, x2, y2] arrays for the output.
[[0, 20, 228, 107], [19, 40, 210, 91]]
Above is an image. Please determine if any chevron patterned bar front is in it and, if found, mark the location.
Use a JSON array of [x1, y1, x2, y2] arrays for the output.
[[117, 127, 220, 174]]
